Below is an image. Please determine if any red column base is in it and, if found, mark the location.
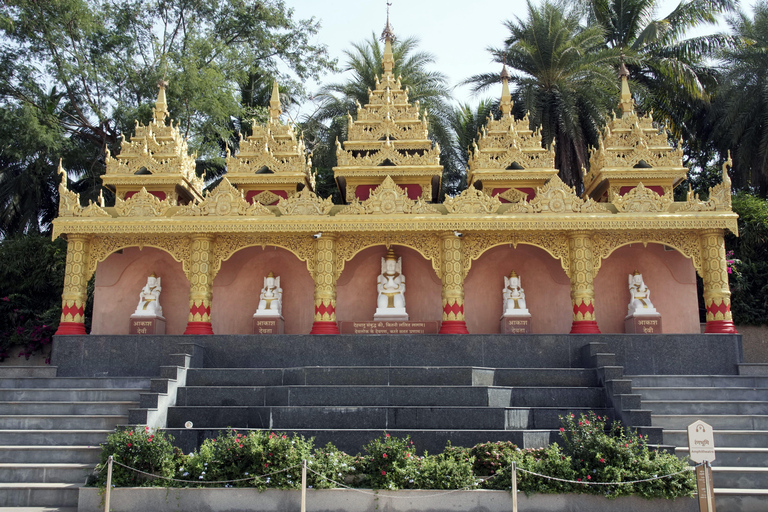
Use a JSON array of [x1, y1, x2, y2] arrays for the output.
[[704, 320, 738, 334], [439, 320, 469, 334], [310, 321, 340, 334], [570, 320, 601, 334], [184, 321, 214, 335], [54, 322, 87, 335]]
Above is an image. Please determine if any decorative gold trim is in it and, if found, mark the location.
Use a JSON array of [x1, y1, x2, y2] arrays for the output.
[[277, 188, 335, 216], [174, 178, 273, 217], [115, 188, 174, 217], [444, 184, 501, 214], [610, 183, 672, 213], [337, 176, 438, 215]]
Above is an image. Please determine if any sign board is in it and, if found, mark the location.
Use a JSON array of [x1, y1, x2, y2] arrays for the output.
[[687, 420, 716, 463], [695, 464, 717, 512]]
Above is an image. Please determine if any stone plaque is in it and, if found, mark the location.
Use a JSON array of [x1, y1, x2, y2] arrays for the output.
[[129, 316, 165, 335], [338, 321, 440, 335], [500, 316, 532, 334], [625, 315, 662, 334], [253, 316, 284, 335]]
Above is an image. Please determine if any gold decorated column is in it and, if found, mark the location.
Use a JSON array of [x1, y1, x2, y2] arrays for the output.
[[183, 234, 215, 334], [310, 233, 340, 334], [55, 235, 90, 335], [439, 232, 469, 334], [568, 231, 601, 333], [700, 229, 738, 333]]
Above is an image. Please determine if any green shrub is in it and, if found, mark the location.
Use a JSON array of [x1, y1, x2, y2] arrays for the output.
[[95, 427, 180, 487]]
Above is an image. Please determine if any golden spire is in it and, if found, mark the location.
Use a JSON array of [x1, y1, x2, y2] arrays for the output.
[[154, 79, 169, 123], [269, 79, 282, 120], [385, 247, 397, 261], [500, 64, 512, 116], [618, 57, 634, 116], [381, 1, 395, 77]]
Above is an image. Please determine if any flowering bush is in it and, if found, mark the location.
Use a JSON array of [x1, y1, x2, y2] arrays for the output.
[[94, 427, 180, 487]]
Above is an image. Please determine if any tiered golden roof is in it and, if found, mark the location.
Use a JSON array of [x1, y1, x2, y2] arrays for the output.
[[102, 81, 203, 205], [333, 23, 442, 203], [583, 64, 688, 201], [225, 80, 313, 205], [467, 66, 557, 202]]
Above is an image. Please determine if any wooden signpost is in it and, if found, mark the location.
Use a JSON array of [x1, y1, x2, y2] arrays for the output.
[[688, 420, 716, 512]]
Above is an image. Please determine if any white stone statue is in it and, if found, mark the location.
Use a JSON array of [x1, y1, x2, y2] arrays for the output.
[[502, 270, 530, 316], [374, 248, 408, 320], [134, 273, 163, 317], [254, 271, 283, 317], [627, 271, 658, 316]]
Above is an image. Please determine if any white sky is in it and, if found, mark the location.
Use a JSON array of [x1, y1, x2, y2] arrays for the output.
[[287, 0, 756, 110]]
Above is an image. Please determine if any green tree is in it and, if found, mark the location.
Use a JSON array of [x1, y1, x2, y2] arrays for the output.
[[466, 1, 617, 190], [446, 99, 496, 192]]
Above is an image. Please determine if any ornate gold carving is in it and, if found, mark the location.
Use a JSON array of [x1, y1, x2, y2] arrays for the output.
[[187, 234, 214, 323], [174, 178, 273, 217], [708, 155, 733, 212], [87, 234, 191, 281], [314, 234, 338, 322], [209, 233, 315, 281], [59, 234, 90, 324], [251, 190, 282, 206], [516, 176, 610, 214], [460, 231, 570, 279], [590, 230, 702, 277], [700, 229, 733, 321], [277, 188, 334, 216], [498, 188, 529, 203], [115, 188, 173, 217], [58, 166, 110, 218], [337, 176, 438, 215], [611, 183, 672, 213], [444, 184, 501, 214], [440, 232, 465, 321], [568, 232, 597, 322], [335, 232, 443, 280], [336, 140, 440, 167]]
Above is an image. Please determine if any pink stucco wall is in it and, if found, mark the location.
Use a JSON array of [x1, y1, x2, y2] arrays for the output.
[[465, 244, 573, 334], [336, 245, 443, 323], [211, 246, 315, 334], [92, 247, 190, 335]]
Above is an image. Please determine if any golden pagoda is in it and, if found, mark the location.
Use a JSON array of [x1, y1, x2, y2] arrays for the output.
[[102, 80, 203, 205], [333, 18, 442, 203], [583, 63, 688, 202], [467, 66, 558, 202], [225, 80, 313, 205]]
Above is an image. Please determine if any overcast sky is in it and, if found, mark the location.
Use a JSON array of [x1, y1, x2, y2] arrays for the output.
[[286, 0, 756, 109]]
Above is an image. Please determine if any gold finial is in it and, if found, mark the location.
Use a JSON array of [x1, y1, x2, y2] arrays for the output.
[[500, 63, 512, 116], [381, 1, 395, 42], [269, 79, 282, 120], [385, 247, 397, 261], [618, 55, 634, 116], [154, 79, 169, 123], [57, 158, 67, 186], [508, 270, 519, 279], [632, 269, 641, 276], [150, 272, 157, 278], [381, 2, 395, 76], [267, 271, 276, 278]]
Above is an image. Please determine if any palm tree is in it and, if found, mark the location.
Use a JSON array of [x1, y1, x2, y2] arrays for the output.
[[713, 2, 768, 194], [446, 99, 496, 193], [465, 1, 617, 190]]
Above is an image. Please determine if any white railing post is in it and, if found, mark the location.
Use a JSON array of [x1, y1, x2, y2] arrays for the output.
[[301, 459, 307, 512], [511, 461, 518, 512], [104, 455, 113, 512]]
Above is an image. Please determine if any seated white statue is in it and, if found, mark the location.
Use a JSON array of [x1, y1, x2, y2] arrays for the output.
[[134, 273, 163, 317], [374, 248, 408, 320], [627, 271, 658, 316], [254, 271, 282, 317], [502, 270, 530, 316]]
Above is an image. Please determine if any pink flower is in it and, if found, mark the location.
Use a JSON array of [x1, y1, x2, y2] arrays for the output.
[[385, 434, 390, 438], [600, 458, 605, 463], [727, 267, 733, 274], [560, 427, 565, 432], [382, 453, 387, 458], [381, 470, 386, 475], [282, 435, 286, 439], [1, 296, 9, 301], [127, 443, 132, 447], [587, 475, 592, 480]]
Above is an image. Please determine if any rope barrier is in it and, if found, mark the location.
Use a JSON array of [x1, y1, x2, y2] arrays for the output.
[[109, 459, 303, 485], [516, 465, 697, 486]]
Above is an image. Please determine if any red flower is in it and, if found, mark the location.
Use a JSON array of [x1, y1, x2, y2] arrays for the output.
[[382, 453, 387, 458], [560, 427, 565, 432], [577, 478, 581, 482], [128, 432, 133, 436], [600, 458, 605, 463], [282, 435, 287, 439], [127, 443, 132, 447], [585, 420, 590, 425], [578, 421, 583, 426], [381, 470, 386, 475], [385, 434, 390, 438], [587, 475, 591, 480], [239, 444, 243, 448]]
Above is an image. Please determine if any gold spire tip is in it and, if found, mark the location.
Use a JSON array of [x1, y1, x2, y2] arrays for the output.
[[381, 1, 395, 42]]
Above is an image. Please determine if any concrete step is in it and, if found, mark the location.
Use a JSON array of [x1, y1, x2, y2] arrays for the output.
[[0, 377, 150, 389], [629, 375, 768, 388], [0, 463, 92, 484], [0, 388, 145, 402], [664, 430, 768, 448], [175, 385, 605, 408], [0, 401, 136, 415], [0, 430, 111, 446], [644, 400, 768, 415], [712, 467, 768, 490], [0, 482, 79, 507], [167, 405, 610, 430], [0, 508, 78, 512], [714, 490, 768, 512], [636, 386, 768, 401], [0, 367, 57, 378], [165, 427, 560, 455], [676, 447, 768, 467], [739, 364, 768, 376], [653, 414, 768, 430], [0, 446, 100, 464], [0, 415, 124, 430], [185, 366, 598, 387]]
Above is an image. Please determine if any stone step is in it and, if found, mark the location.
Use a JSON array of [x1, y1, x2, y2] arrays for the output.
[[0, 463, 92, 484], [636, 386, 768, 401], [676, 447, 768, 467], [165, 427, 560, 455], [712, 467, 768, 490], [644, 400, 768, 415], [0, 377, 150, 389], [184, 367, 597, 387], [167, 405, 610, 431], [0, 446, 100, 464], [0, 367, 57, 378], [175, 385, 605, 408], [629, 375, 768, 388], [0, 401, 136, 416], [0, 430, 112, 446], [0, 483, 79, 507], [714, 489, 768, 512], [0, 508, 78, 512], [664, 430, 768, 448], [653, 414, 768, 430], [0, 388, 145, 402], [739, 364, 768, 376], [0, 415, 124, 431]]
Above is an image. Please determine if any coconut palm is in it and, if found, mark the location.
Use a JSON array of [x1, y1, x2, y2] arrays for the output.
[[465, 0, 618, 190], [445, 99, 496, 193]]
